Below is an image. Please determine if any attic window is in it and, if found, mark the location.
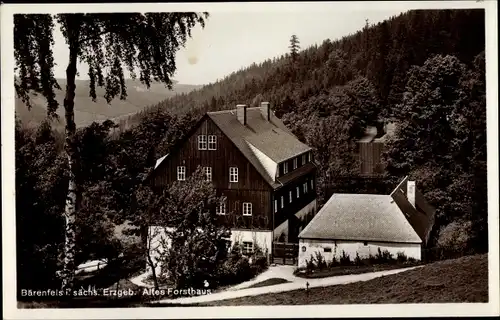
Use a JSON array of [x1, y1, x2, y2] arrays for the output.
[[198, 135, 207, 150], [208, 135, 217, 150]]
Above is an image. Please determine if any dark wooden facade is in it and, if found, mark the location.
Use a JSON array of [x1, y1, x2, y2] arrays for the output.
[[151, 115, 316, 232], [358, 141, 385, 177]]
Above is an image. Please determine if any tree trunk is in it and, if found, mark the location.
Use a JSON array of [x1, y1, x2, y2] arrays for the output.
[[146, 227, 160, 291], [60, 40, 80, 291]]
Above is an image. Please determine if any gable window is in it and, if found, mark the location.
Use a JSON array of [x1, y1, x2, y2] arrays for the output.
[[243, 202, 252, 216], [204, 167, 212, 182], [208, 135, 217, 150], [198, 135, 207, 150], [177, 166, 186, 181], [296, 186, 300, 198], [229, 167, 238, 182], [274, 200, 278, 213], [293, 158, 298, 169], [281, 196, 284, 208], [289, 191, 293, 203], [242, 241, 253, 254], [216, 200, 226, 215], [283, 162, 289, 174]]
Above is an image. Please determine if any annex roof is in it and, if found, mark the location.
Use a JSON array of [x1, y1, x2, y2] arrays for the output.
[[299, 193, 422, 244]]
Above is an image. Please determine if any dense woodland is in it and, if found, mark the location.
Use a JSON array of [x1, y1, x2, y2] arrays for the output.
[[15, 9, 487, 293]]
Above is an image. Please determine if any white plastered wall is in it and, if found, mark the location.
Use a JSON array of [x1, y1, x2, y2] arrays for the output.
[[298, 238, 421, 268]]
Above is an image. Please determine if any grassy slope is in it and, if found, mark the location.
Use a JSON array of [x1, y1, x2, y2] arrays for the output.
[[15, 79, 202, 129], [200, 254, 488, 305]]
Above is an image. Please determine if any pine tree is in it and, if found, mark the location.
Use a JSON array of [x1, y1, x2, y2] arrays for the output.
[[14, 12, 208, 290], [289, 34, 301, 61]]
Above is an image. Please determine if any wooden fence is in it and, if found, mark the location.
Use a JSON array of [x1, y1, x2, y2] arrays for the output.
[[272, 242, 299, 265]]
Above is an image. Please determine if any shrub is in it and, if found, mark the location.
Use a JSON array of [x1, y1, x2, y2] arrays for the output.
[[437, 220, 472, 250], [374, 248, 394, 264], [339, 250, 351, 266], [305, 255, 316, 273], [315, 251, 328, 270], [354, 252, 363, 266], [328, 256, 339, 268], [396, 251, 408, 264]]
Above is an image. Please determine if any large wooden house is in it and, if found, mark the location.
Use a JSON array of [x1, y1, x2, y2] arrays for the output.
[[148, 102, 318, 257]]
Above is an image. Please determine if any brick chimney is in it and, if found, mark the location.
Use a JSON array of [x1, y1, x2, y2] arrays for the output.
[[407, 180, 416, 208], [260, 102, 271, 121], [236, 104, 247, 125]]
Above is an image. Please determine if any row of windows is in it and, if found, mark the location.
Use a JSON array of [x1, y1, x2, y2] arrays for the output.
[[198, 135, 217, 150], [177, 166, 239, 182], [274, 179, 314, 213], [280, 152, 312, 176], [215, 201, 252, 216]]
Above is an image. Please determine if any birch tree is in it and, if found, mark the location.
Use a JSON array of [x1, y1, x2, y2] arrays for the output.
[[14, 12, 208, 290]]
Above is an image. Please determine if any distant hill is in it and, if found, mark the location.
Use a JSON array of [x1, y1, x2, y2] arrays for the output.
[[15, 79, 202, 129], [133, 9, 484, 122]]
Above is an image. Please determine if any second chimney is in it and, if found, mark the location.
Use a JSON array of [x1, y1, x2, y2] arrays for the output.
[[407, 180, 416, 208], [236, 104, 247, 125], [260, 102, 271, 121]]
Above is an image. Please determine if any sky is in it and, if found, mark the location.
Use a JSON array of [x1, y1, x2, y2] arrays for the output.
[[51, 9, 407, 86]]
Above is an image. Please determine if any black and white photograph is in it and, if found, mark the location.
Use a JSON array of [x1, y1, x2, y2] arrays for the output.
[[1, 1, 499, 318]]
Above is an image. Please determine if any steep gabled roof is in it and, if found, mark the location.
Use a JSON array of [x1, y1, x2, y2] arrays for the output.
[[207, 107, 312, 188], [299, 193, 422, 244]]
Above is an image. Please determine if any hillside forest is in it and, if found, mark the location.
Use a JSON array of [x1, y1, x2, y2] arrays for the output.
[[15, 9, 487, 292]]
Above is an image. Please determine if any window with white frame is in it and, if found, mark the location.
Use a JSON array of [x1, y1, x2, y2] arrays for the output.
[[308, 152, 312, 162], [302, 154, 307, 164], [293, 158, 298, 169], [203, 167, 212, 181], [289, 191, 293, 203], [281, 196, 284, 208], [198, 135, 207, 150], [216, 200, 226, 215], [242, 241, 253, 254], [296, 186, 300, 198], [177, 166, 186, 181], [242, 202, 252, 216], [208, 135, 217, 150], [283, 162, 289, 174], [303, 182, 308, 193], [229, 167, 238, 182], [274, 200, 278, 213]]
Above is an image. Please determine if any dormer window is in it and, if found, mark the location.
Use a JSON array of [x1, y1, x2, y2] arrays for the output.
[[283, 162, 289, 174]]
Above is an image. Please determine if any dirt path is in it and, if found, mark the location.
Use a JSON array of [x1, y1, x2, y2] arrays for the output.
[[152, 265, 422, 305]]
